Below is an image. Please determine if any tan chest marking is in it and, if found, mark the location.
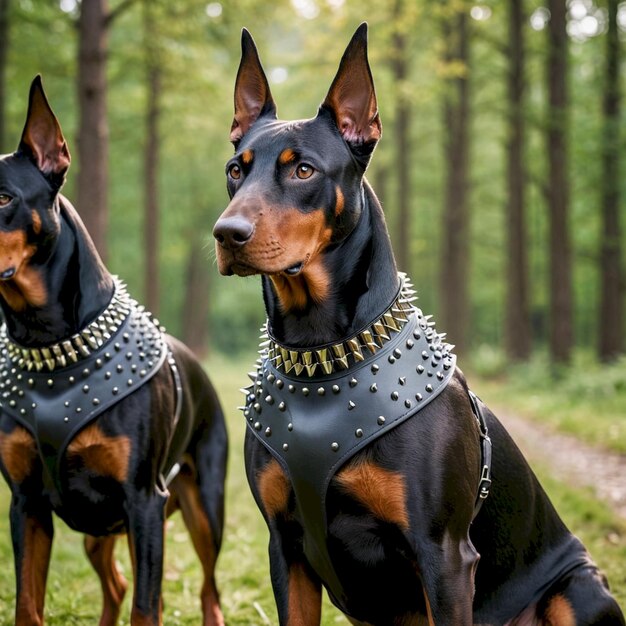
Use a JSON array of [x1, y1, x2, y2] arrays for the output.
[[257, 457, 291, 518], [66, 423, 131, 483], [0, 425, 38, 483], [335, 460, 410, 530]]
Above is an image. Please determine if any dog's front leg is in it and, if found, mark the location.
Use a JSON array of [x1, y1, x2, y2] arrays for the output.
[[268, 528, 322, 626], [10, 494, 53, 626], [126, 487, 168, 626]]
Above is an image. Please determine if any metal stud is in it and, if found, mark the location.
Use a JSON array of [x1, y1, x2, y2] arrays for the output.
[[404, 399, 412, 408], [377, 415, 386, 425], [317, 387, 325, 396], [282, 443, 289, 451], [348, 400, 356, 410], [93, 398, 100, 406], [64, 416, 69, 423], [332, 385, 340, 394], [265, 427, 272, 437], [302, 387, 310, 396], [355, 428, 363, 438], [265, 395, 274, 405], [349, 377, 358, 388], [64, 401, 70, 407], [127, 379, 133, 386], [76, 407, 82, 413], [437, 371, 444, 381], [370, 383, 377, 393], [288, 385, 296, 393], [116, 364, 124, 373], [105, 372, 112, 380], [406, 339, 414, 349], [47, 379, 54, 388], [388, 355, 396, 364], [253, 402, 261, 412], [416, 365, 424, 374], [267, 373, 276, 384], [331, 442, 339, 452], [415, 393, 423, 401], [393, 348, 402, 359], [278, 402, 286, 412], [422, 351, 429, 360], [254, 421, 262, 431], [276, 379, 284, 389], [425, 384, 434, 393], [398, 377, 406, 386], [371, 364, 379, 374], [19, 408, 26, 415], [112, 387, 119, 395], [391, 391, 399, 401], [287, 423, 293, 431], [82, 384, 90, 393]]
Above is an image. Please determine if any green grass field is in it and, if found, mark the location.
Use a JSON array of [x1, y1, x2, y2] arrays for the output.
[[0, 354, 624, 623]]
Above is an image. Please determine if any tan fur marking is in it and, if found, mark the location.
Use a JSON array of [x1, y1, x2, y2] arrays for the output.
[[0, 426, 38, 483], [287, 561, 321, 625], [257, 458, 291, 518], [16, 515, 52, 624], [67, 423, 131, 483], [335, 461, 410, 530], [279, 148, 296, 165], [242, 149, 254, 164], [543, 594, 576, 626], [31, 210, 42, 235], [335, 186, 344, 216]]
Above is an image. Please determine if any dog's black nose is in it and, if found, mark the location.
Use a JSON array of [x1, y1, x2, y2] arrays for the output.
[[213, 216, 254, 249], [0, 267, 15, 280]]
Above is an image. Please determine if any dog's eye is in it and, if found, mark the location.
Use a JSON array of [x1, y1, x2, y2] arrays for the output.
[[228, 164, 242, 180], [295, 164, 314, 180], [0, 194, 12, 207]]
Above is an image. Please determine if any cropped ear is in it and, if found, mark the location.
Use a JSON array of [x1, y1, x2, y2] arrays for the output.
[[18, 75, 71, 185], [321, 23, 381, 165], [230, 29, 277, 146]]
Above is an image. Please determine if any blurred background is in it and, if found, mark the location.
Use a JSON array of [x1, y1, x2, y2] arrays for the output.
[[2, 0, 625, 370]]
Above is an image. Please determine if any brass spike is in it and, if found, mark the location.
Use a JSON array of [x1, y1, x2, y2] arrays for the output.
[[321, 360, 333, 375], [335, 355, 349, 370], [31, 348, 43, 363], [315, 348, 329, 364], [284, 359, 295, 374], [383, 312, 400, 332], [248, 371, 257, 382], [305, 363, 318, 377], [331, 343, 346, 359], [372, 321, 390, 343], [73, 335, 90, 358], [289, 350, 299, 365], [274, 353, 283, 368], [346, 338, 364, 362], [302, 351, 313, 366], [45, 359, 55, 371], [82, 331, 99, 350], [34, 360, 44, 372], [293, 362, 304, 376], [359, 330, 378, 354], [280, 347, 289, 364]]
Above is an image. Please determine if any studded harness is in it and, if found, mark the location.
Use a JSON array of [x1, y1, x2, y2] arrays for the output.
[[0, 280, 183, 509], [243, 274, 492, 607]]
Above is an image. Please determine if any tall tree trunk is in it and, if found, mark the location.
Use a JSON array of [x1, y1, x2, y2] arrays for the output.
[[77, 0, 109, 261], [546, 0, 572, 365], [0, 0, 9, 152], [181, 237, 211, 358], [440, 7, 471, 356], [391, 0, 411, 275], [504, 0, 531, 361], [599, 0, 623, 362], [143, 0, 161, 314]]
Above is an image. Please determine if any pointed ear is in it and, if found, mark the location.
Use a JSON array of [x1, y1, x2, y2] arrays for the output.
[[230, 29, 277, 146], [19, 76, 70, 184], [321, 23, 381, 161]]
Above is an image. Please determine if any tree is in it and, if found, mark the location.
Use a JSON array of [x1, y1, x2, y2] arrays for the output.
[[142, 0, 162, 314], [390, 0, 411, 275], [0, 0, 9, 152], [76, 0, 134, 263], [440, 3, 471, 356], [504, 0, 531, 361], [546, 0, 573, 364], [598, 0, 624, 361]]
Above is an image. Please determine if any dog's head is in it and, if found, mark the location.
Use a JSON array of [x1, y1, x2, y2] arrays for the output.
[[213, 24, 381, 311], [0, 76, 69, 289]]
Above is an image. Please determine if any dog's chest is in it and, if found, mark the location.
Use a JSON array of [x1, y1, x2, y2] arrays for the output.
[[0, 303, 167, 502], [244, 306, 456, 605]]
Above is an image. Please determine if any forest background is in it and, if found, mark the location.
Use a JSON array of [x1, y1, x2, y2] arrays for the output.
[[2, 0, 624, 372]]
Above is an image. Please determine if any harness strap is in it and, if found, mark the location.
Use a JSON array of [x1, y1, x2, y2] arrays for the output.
[[468, 390, 492, 519]]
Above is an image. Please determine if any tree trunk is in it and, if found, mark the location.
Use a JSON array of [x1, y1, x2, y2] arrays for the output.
[[181, 237, 211, 359], [0, 0, 10, 152], [440, 7, 471, 356], [143, 0, 161, 314], [391, 0, 411, 275], [599, 0, 624, 362], [77, 0, 109, 261], [546, 0, 572, 365], [504, 0, 531, 361]]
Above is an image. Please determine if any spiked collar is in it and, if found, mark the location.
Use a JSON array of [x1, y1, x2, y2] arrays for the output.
[[262, 273, 449, 377], [0, 278, 158, 373]]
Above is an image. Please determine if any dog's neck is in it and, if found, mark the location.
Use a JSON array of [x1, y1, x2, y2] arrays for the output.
[[0, 195, 114, 347], [263, 179, 399, 348]]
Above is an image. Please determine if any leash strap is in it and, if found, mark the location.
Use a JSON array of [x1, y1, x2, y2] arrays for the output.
[[468, 390, 492, 519]]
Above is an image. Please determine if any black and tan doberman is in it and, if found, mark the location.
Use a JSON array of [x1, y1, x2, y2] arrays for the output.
[[0, 77, 228, 626], [213, 24, 624, 626]]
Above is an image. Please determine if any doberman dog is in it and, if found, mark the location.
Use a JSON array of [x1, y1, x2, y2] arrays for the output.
[[0, 77, 227, 626], [213, 24, 625, 626]]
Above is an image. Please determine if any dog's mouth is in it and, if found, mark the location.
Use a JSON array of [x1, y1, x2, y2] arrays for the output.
[[283, 262, 304, 276]]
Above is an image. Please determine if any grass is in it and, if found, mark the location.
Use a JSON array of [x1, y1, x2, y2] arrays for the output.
[[0, 353, 624, 623]]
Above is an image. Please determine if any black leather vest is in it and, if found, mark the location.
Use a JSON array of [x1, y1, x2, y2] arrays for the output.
[[244, 301, 457, 606], [0, 289, 168, 499]]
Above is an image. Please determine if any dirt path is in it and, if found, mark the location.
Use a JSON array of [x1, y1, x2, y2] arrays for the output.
[[494, 409, 626, 520]]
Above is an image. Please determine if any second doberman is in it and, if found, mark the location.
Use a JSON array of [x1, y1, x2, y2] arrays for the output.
[[214, 23, 625, 626]]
